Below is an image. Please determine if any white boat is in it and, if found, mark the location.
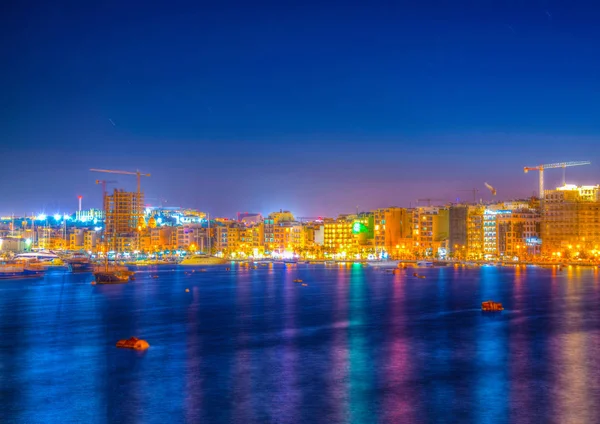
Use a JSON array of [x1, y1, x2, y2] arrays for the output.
[[417, 260, 433, 267], [14, 250, 60, 261], [367, 260, 400, 268]]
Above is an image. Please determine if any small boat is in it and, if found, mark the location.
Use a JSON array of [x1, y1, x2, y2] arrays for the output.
[[115, 337, 150, 350], [368, 260, 400, 268], [64, 252, 93, 273], [412, 272, 426, 279], [481, 300, 504, 312], [0, 264, 45, 280], [417, 260, 433, 267], [293, 279, 303, 283], [94, 271, 131, 284]]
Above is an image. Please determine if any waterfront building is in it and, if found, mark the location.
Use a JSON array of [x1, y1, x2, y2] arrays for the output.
[[372, 207, 412, 257], [104, 189, 144, 251], [449, 205, 468, 258], [542, 184, 600, 257], [466, 205, 485, 259], [323, 213, 374, 258], [483, 208, 504, 258], [413, 207, 449, 257], [496, 208, 540, 258]]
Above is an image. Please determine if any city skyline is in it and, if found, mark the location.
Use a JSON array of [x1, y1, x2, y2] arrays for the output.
[[2, 2, 600, 215]]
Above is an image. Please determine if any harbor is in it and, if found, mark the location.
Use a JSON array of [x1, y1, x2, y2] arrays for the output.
[[2, 263, 600, 422]]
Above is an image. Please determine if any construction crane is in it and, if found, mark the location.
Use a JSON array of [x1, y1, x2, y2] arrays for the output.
[[95, 180, 118, 203], [417, 198, 444, 207], [484, 182, 497, 196], [458, 188, 479, 203], [90, 169, 151, 228], [524, 161, 590, 199]]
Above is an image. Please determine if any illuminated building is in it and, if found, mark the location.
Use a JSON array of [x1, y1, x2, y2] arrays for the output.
[[413, 207, 449, 257], [75, 208, 104, 223], [449, 205, 468, 258], [483, 209, 504, 258], [542, 184, 600, 256], [238, 212, 263, 225], [104, 189, 144, 250], [272, 221, 303, 254], [263, 210, 295, 253], [466, 205, 484, 259], [372, 207, 412, 257], [301, 224, 324, 257], [323, 213, 373, 257], [496, 209, 540, 258], [69, 229, 85, 250]]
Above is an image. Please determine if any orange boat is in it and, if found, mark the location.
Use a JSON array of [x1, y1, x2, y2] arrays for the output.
[[481, 301, 504, 312], [116, 337, 150, 350]]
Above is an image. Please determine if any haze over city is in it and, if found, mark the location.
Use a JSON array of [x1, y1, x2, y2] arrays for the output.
[[2, 2, 600, 216]]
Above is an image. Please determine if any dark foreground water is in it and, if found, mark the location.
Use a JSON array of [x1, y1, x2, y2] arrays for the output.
[[1, 264, 600, 424]]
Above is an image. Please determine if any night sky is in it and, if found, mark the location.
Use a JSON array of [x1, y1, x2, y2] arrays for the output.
[[2, 1, 599, 217]]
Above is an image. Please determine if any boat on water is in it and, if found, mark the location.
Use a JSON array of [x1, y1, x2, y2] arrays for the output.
[[0, 263, 45, 279], [481, 300, 504, 312], [180, 255, 228, 266], [93, 262, 135, 284], [125, 259, 170, 267], [63, 252, 93, 273], [367, 260, 400, 268], [94, 270, 132, 284], [417, 260, 433, 267], [14, 251, 64, 269], [14, 250, 60, 262]]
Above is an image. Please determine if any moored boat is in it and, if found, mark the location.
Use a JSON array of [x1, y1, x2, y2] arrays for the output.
[[0, 264, 45, 280], [367, 260, 400, 268], [64, 252, 93, 273]]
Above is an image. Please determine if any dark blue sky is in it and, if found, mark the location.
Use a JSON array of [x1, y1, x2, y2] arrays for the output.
[[1, 1, 599, 217]]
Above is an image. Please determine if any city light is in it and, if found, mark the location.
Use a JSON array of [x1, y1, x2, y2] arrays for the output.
[[36, 214, 46, 221]]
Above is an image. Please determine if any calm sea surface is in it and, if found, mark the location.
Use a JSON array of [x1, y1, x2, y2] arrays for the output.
[[1, 264, 600, 424]]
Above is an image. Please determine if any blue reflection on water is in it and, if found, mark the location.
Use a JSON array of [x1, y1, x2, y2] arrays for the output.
[[2, 264, 600, 423]]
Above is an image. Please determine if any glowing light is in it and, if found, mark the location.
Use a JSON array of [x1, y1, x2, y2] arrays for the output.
[[25, 238, 32, 246], [63, 214, 70, 220], [36, 214, 47, 221], [53, 214, 61, 221]]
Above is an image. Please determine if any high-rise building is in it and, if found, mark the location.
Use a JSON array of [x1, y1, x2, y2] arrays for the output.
[[323, 213, 374, 257], [372, 207, 412, 256], [449, 205, 468, 257], [104, 189, 144, 250], [466, 205, 485, 259], [542, 184, 600, 255], [413, 207, 449, 257], [496, 209, 540, 258]]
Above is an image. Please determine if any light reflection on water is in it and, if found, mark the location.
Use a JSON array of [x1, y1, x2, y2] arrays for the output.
[[1, 264, 600, 423]]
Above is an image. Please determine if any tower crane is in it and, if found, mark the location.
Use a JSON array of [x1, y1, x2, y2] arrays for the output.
[[95, 180, 118, 203], [90, 169, 151, 228], [523, 161, 590, 199]]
